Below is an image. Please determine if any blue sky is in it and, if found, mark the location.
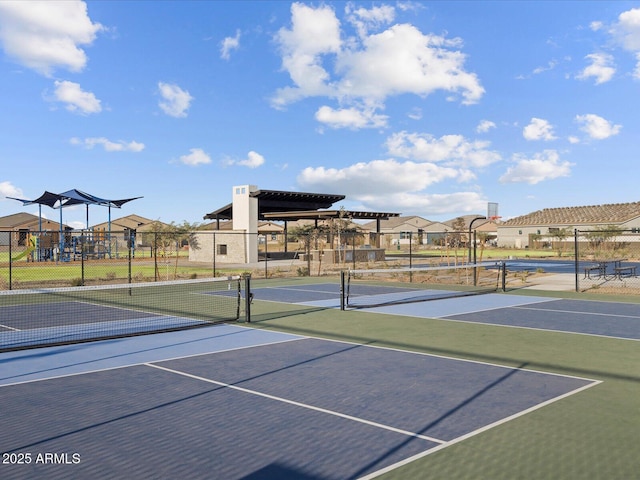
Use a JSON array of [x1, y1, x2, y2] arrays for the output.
[[1, 1, 639, 229]]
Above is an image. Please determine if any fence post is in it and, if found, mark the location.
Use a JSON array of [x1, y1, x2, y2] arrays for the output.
[[81, 233, 85, 286], [340, 270, 346, 311], [264, 234, 268, 279], [574, 229, 579, 292], [212, 232, 216, 278], [8, 232, 12, 290], [352, 233, 356, 270], [154, 232, 158, 282]]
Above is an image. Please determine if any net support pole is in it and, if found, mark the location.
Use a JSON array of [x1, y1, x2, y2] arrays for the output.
[[244, 274, 252, 323], [501, 261, 507, 291], [340, 270, 346, 311]]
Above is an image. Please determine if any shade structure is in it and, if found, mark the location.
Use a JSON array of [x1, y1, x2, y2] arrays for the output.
[[8, 189, 142, 257]]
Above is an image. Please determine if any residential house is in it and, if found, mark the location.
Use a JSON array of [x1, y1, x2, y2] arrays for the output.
[[497, 202, 640, 248]]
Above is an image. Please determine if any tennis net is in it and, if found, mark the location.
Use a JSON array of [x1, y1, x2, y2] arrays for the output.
[[341, 262, 504, 309], [0, 276, 244, 352]]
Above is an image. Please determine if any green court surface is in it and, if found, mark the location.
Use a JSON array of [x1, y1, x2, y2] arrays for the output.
[[245, 276, 640, 480]]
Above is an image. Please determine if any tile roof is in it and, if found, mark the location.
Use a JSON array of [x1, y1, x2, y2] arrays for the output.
[[502, 202, 640, 226]]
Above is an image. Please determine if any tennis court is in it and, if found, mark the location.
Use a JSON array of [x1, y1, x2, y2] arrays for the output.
[[1, 275, 639, 479], [1, 324, 596, 479]]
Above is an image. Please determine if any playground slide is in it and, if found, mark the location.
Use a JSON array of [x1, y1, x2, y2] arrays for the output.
[[11, 245, 35, 261]]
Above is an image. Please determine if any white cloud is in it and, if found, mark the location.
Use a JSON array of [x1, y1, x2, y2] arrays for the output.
[[158, 82, 193, 118], [0, 181, 23, 199], [297, 159, 486, 215], [335, 24, 484, 105], [590, 21, 604, 32], [499, 150, 572, 184], [179, 148, 211, 166], [297, 158, 459, 195], [532, 59, 558, 75], [608, 8, 640, 78], [315, 105, 388, 129], [385, 131, 501, 168], [0, 0, 103, 76], [612, 8, 640, 51], [345, 4, 395, 38], [52, 80, 101, 114], [522, 117, 556, 141], [272, 3, 341, 107], [576, 53, 615, 84], [575, 113, 621, 139], [70, 137, 145, 152], [225, 151, 265, 168], [407, 107, 422, 120], [238, 151, 265, 168], [220, 30, 241, 60], [272, 3, 484, 117], [354, 191, 488, 216], [476, 120, 496, 133]]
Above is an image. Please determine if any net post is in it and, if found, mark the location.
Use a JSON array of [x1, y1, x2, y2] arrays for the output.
[[244, 273, 252, 322], [501, 261, 506, 291], [340, 270, 346, 311]]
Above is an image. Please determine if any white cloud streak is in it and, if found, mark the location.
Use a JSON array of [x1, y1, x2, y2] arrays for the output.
[[70, 137, 145, 152], [315, 105, 388, 129], [0, 181, 23, 200], [220, 30, 241, 60]]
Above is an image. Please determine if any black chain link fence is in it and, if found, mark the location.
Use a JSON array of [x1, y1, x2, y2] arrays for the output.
[[2, 228, 639, 296]]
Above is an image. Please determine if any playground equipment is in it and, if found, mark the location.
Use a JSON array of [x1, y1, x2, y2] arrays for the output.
[[8, 189, 142, 260]]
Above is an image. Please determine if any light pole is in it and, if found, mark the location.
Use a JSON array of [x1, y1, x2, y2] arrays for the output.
[[468, 216, 486, 263]]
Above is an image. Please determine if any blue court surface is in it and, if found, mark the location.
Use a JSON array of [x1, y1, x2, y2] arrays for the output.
[[0, 324, 597, 479], [253, 283, 640, 341]]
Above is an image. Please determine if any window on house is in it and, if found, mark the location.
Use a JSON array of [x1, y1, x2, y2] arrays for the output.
[[217, 244, 227, 255]]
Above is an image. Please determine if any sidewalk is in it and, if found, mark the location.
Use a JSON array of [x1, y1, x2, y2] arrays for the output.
[[522, 273, 576, 291]]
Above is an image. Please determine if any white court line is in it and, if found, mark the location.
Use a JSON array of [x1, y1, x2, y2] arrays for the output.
[[146, 362, 445, 445], [436, 296, 557, 317], [361, 379, 601, 480], [0, 323, 21, 331], [0, 333, 305, 388], [259, 285, 338, 294], [512, 305, 640, 320]]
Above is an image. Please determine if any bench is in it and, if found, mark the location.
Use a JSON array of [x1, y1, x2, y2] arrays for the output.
[[584, 265, 604, 279], [614, 265, 637, 279]]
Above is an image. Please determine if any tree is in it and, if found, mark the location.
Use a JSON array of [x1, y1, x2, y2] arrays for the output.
[[151, 220, 200, 279], [584, 225, 624, 258], [549, 228, 572, 257], [449, 217, 466, 265]]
